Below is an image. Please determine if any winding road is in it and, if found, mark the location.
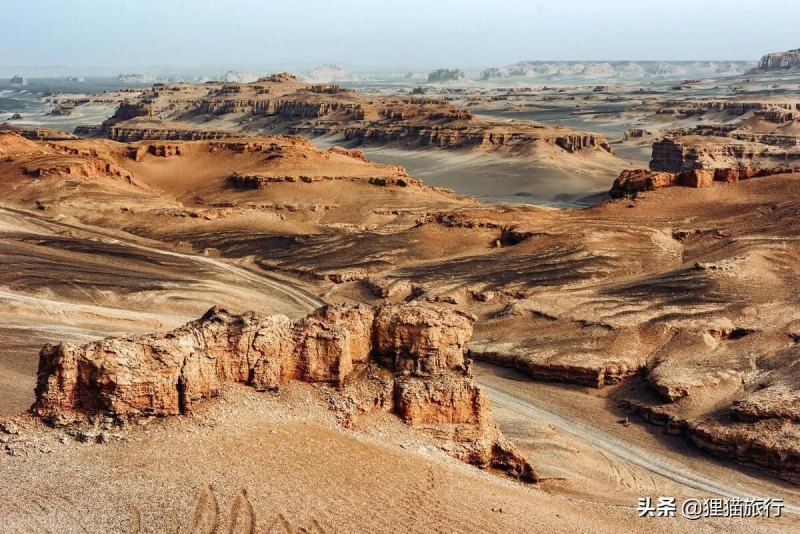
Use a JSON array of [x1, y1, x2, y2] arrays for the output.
[[479, 380, 800, 515], [0, 204, 325, 313]]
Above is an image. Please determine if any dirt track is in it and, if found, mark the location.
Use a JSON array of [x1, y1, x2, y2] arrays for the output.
[[0, 205, 325, 312], [478, 379, 800, 515]]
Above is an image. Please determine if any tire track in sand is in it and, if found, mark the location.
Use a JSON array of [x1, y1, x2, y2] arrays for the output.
[[480, 382, 800, 515], [0, 205, 325, 313]]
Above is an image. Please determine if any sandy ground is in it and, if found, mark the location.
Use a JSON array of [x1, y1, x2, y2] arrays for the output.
[[355, 146, 625, 206], [0, 203, 322, 417], [1, 109, 800, 531], [476, 363, 800, 520], [0, 384, 787, 533]]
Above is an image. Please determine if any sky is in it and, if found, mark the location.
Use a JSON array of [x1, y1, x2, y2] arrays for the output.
[[2, 0, 799, 75]]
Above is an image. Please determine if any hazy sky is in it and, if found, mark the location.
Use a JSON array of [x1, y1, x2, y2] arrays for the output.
[[3, 0, 799, 73]]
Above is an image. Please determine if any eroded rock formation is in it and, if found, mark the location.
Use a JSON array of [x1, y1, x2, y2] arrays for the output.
[[31, 304, 536, 481], [226, 172, 419, 189], [88, 75, 612, 157], [650, 137, 800, 173], [427, 69, 467, 83], [610, 166, 800, 197], [757, 48, 800, 71], [108, 126, 240, 142], [620, 399, 800, 484]]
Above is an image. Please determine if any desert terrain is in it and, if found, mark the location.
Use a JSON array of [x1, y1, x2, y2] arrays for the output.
[[2, 45, 800, 532]]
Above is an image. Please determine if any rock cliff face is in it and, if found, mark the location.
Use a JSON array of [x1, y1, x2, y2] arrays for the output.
[[93, 76, 613, 159], [620, 399, 800, 484], [343, 125, 611, 154], [757, 48, 800, 71], [107, 126, 240, 142], [32, 304, 536, 481], [657, 101, 799, 119], [227, 172, 419, 189], [610, 166, 799, 197], [195, 98, 366, 120], [650, 137, 800, 173], [480, 68, 503, 80], [427, 69, 467, 83]]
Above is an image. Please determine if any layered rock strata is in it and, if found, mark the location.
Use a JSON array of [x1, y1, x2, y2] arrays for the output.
[[32, 304, 536, 481], [427, 69, 467, 83], [610, 166, 799, 197], [93, 75, 612, 157], [343, 126, 611, 153], [620, 399, 800, 484], [226, 172, 419, 189], [757, 48, 800, 71], [107, 126, 240, 142], [650, 137, 800, 173]]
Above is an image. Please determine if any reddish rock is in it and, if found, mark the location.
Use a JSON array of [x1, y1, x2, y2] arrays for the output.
[[609, 169, 678, 198], [714, 168, 740, 182], [293, 305, 375, 384], [678, 168, 715, 188], [31, 303, 536, 482]]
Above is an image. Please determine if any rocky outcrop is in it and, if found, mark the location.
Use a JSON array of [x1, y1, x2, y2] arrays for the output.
[[757, 48, 800, 71], [730, 381, 800, 423], [657, 101, 799, 119], [468, 344, 639, 389], [427, 69, 467, 83], [650, 137, 800, 173], [20, 145, 135, 182], [623, 128, 651, 140], [226, 172, 419, 189], [108, 102, 153, 122], [93, 75, 613, 158], [620, 399, 800, 484], [480, 68, 503, 80], [0, 124, 80, 141], [344, 125, 611, 154], [73, 125, 104, 138], [128, 143, 183, 161], [327, 145, 367, 161], [610, 166, 800, 197], [609, 169, 679, 196], [31, 304, 536, 481], [276, 100, 365, 119], [107, 126, 241, 142]]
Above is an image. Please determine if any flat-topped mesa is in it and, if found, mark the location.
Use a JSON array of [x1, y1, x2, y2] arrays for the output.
[[427, 69, 467, 83], [107, 126, 241, 142], [344, 125, 612, 154], [657, 100, 799, 119], [32, 303, 536, 482], [0, 124, 81, 141], [226, 172, 419, 189], [757, 48, 800, 71], [92, 76, 612, 159], [649, 137, 800, 173]]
